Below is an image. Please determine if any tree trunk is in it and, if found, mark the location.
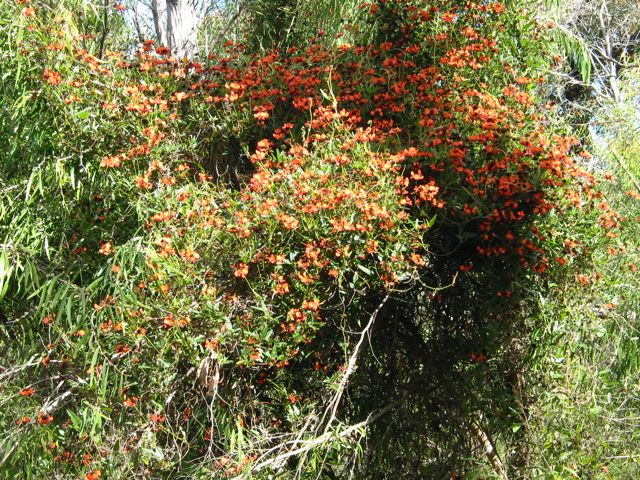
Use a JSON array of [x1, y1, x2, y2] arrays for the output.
[[598, 0, 621, 102], [166, 0, 198, 58], [151, 0, 168, 47], [131, 2, 145, 44]]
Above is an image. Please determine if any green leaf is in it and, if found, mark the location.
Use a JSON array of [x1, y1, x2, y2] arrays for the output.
[[357, 264, 372, 275]]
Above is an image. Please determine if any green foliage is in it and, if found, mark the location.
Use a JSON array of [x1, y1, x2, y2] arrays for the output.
[[522, 61, 640, 479]]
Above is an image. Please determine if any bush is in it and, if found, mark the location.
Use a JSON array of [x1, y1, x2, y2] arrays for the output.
[[0, 1, 627, 478]]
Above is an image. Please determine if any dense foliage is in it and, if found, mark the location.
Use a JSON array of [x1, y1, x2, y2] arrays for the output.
[[0, 0, 638, 478]]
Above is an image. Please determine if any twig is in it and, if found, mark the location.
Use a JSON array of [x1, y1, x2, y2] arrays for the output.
[[245, 398, 403, 476], [0, 355, 40, 382], [610, 149, 640, 194], [97, 0, 110, 60], [319, 294, 390, 434], [210, 1, 246, 49]]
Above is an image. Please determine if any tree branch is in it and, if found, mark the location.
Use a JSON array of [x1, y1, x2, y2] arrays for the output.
[[471, 421, 509, 480]]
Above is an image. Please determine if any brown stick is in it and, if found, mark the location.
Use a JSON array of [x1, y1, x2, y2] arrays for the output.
[[471, 421, 508, 480]]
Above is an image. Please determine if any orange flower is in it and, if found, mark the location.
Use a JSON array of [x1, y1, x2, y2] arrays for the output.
[[555, 257, 567, 266], [98, 242, 112, 255], [248, 349, 262, 361], [100, 155, 121, 168], [288, 393, 300, 404], [273, 274, 290, 295], [150, 413, 165, 424], [19, 387, 35, 397], [624, 190, 640, 200], [180, 248, 201, 263], [287, 308, 306, 323], [492, 2, 506, 14], [101, 101, 118, 111], [411, 253, 426, 266], [123, 396, 139, 407], [172, 92, 189, 102], [576, 273, 590, 285], [253, 106, 271, 122], [233, 262, 249, 278], [277, 214, 299, 230], [442, 12, 457, 22], [301, 299, 320, 311], [38, 411, 53, 426], [43, 68, 61, 86], [162, 314, 175, 329], [470, 352, 487, 363], [267, 253, 285, 265], [297, 271, 315, 284], [114, 344, 131, 356], [16, 416, 32, 426], [86, 469, 102, 480], [134, 175, 153, 189]]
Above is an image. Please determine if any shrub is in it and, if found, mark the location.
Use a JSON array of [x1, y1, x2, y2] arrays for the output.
[[0, 1, 622, 478]]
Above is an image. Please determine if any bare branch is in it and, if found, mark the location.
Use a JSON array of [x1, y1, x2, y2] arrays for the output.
[[245, 398, 403, 476]]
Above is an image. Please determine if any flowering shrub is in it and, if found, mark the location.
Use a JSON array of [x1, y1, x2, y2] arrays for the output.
[[0, 0, 623, 478]]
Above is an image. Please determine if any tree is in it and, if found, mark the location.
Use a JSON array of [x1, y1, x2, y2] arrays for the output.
[[547, 0, 640, 105], [150, 0, 167, 46], [166, 0, 198, 57], [148, 0, 198, 57]]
